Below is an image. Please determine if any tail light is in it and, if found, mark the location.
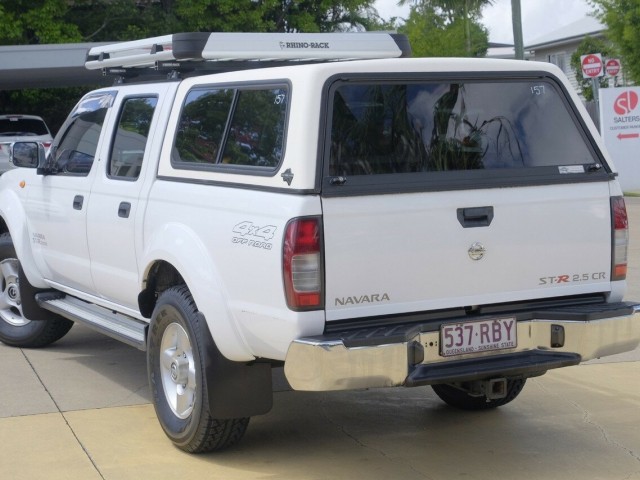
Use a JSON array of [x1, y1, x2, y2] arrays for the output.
[[611, 196, 628, 281], [283, 217, 323, 310]]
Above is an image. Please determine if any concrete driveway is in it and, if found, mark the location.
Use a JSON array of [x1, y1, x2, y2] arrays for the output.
[[1, 197, 639, 480]]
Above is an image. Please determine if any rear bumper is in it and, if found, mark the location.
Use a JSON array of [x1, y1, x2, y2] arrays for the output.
[[284, 302, 640, 391]]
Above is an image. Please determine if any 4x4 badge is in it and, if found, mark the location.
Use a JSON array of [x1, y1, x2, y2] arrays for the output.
[[468, 242, 486, 261]]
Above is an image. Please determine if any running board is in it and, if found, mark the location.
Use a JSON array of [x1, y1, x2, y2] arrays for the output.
[[36, 292, 148, 350]]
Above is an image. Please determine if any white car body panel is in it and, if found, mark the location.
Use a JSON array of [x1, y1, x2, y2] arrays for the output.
[[86, 82, 177, 309], [323, 183, 613, 321], [0, 55, 630, 362]]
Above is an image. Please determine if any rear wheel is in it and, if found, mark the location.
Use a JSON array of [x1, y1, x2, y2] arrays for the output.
[[0, 233, 73, 348], [147, 285, 249, 453], [432, 378, 526, 410]]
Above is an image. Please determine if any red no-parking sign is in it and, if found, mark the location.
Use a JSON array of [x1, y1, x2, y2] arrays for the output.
[[581, 53, 604, 78]]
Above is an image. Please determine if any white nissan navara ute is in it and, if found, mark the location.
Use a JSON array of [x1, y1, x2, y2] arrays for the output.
[[1, 32, 639, 452]]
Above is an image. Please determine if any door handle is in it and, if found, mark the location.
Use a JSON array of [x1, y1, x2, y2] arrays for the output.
[[457, 206, 494, 228], [118, 202, 132, 218], [73, 195, 84, 210]]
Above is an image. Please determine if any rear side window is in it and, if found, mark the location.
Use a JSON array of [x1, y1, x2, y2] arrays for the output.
[[173, 85, 288, 172], [109, 96, 158, 180], [328, 79, 601, 183]]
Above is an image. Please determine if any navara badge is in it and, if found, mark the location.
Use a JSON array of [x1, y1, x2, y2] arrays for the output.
[[468, 242, 486, 261]]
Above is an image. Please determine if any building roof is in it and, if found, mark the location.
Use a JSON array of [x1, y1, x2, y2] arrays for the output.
[[0, 42, 111, 90], [526, 16, 605, 50]]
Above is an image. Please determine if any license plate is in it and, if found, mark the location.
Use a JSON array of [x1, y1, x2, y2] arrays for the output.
[[440, 317, 517, 357]]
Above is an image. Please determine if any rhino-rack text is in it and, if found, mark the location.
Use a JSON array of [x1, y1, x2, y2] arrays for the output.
[[280, 42, 330, 49]]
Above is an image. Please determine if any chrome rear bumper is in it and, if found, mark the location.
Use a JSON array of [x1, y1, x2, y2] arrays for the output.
[[284, 303, 640, 391]]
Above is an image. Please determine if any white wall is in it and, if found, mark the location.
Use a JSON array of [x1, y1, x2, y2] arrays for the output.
[[599, 86, 640, 192]]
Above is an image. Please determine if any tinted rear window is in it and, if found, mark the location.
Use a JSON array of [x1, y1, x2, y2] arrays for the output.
[[0, 118, 49, 136], [172, 85, 288, 172], [329, 80, 598, 177]]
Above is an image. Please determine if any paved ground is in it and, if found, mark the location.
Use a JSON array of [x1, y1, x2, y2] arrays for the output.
[[1, 197, 639, 480]]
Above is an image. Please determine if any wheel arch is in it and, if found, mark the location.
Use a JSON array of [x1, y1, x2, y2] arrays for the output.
[[0, 188, 49, 289], [139, 222, 253, 362], [142, 271, 273, 421]]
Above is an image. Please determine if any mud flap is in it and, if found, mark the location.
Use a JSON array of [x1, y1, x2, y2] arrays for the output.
[[18, 264, 60, 321], [197, 313, 273, 419]]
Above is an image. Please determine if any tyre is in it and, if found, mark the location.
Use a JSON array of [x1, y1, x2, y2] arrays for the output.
[[432, 378, 526, 410], [0, 233, 73, 348], [147, 285, 249, 453]]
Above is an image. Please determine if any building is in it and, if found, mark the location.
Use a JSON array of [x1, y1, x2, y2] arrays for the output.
[[0, 42, 111, 91], [525, 16, 606, 94]]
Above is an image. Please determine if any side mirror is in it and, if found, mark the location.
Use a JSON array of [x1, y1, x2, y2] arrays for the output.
[[11, 142, 45, 169]]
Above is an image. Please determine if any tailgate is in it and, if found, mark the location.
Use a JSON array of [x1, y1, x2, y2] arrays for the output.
[[322, 183, 612, 321], [320, 74, 614, 322]]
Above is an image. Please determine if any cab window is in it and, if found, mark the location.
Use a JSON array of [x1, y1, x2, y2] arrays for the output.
[[51, 91, 116, 176], [108, 96, 158, 180]]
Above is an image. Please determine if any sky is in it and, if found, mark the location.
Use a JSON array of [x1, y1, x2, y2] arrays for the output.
[[374, 0, 593, 44]]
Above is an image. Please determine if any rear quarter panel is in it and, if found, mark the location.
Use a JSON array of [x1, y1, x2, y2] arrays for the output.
[[142, 181, 325, 361]]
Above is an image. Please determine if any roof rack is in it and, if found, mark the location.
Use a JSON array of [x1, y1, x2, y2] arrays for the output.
[[85, 32, 411, 72]]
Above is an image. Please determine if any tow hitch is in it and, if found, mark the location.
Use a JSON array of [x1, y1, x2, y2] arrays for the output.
[[451, 378, 508, 401]]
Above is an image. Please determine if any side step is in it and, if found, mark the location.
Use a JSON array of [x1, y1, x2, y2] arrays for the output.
[[36, 292, 148, 350]]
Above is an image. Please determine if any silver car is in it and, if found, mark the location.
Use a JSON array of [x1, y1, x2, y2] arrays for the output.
[[0, 114, 53, 174]]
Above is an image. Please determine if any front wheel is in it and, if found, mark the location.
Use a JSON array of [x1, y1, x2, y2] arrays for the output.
[[147, 285, 249, 453], [432, 378, 526, 410], [0, 233, 73, 348]]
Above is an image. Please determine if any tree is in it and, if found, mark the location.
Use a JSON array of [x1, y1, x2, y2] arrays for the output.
[[570, 36, 615, 101], [0, 0, 82, 44], [0, 0, 381, 45], [0, 0, 380, 132], [398, 1, 490, 57], [590, 0, 640, 83], [398, 0, 492, 57]]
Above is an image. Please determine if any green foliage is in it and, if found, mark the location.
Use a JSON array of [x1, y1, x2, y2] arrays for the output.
[[399, 2, 489, 57], [0, 0, 380, 132], [0, 0, 380, 44], [590, 0, 640, 84], [0, 0, 82, 44], [404, 0, 494, 23], [570, 36, 615, 101], [173, 0, 380, 33]]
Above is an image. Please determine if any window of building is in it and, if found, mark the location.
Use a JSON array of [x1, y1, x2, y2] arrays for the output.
[[548, 53, 567, 73]]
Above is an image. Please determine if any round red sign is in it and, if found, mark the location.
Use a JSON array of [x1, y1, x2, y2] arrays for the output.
[[613, 91, 638, 115], [605, 58, 621, 76], [581, 54, 603, 78]]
